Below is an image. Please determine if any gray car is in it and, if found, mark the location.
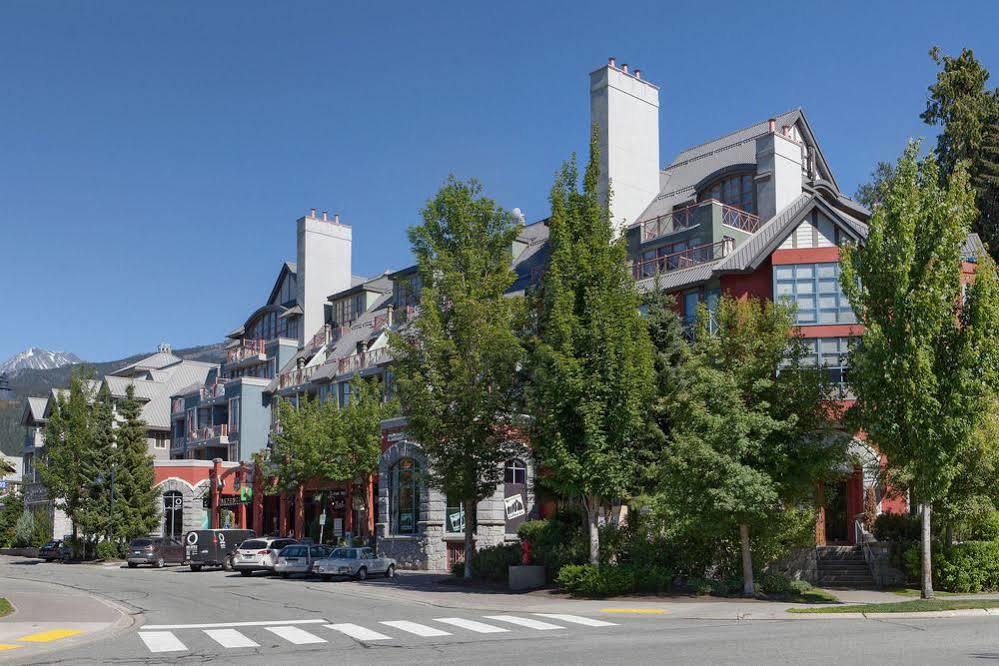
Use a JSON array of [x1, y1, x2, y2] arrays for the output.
[[273, 544, 334, 578], [313, 547, 395, 581]]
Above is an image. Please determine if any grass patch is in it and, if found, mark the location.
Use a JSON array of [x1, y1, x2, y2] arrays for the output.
[[788, 598, 999, 614], [787, 587, 840, 604], [0, 599, 11, 618], [887, 586, 960, 598]]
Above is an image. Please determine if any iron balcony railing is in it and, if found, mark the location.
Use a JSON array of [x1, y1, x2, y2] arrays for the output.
[[632, 238, 735, 280], [187, 424, 229, 444], [640, 199, 761, 243], [277, 365, 319, 390], [226, 339, 267, 364]]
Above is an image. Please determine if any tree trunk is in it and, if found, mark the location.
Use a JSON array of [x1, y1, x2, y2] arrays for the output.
[[586, 496, 600, 565], [462, 499, 474, 579], [921, 503, 934, 599], [740, 523, 755, 597]]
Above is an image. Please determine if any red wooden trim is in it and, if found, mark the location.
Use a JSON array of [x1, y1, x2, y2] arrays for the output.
[[772, 247, 841, 264], [796, 324, 865, 338]]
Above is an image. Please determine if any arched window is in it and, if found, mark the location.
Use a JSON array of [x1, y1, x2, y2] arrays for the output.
[[391, 458, 421, 535], [504, 459, 526, 485], [504, 459, 528, 533], [163, 491, 184, 542], [699, 172, 755, 214]]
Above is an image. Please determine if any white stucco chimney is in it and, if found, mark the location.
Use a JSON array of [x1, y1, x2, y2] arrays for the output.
[[755, 123, 803, 221], [296, 210, 352, 346], [590, 57, 661, 234]]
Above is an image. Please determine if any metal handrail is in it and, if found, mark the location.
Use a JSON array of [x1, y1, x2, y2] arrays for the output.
[[632, 238, 734, 279]]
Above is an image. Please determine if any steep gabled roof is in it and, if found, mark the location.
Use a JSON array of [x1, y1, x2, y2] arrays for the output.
[[266, 262, 297, 307]]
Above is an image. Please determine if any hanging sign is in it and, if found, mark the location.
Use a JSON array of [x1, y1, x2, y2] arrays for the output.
[[319, 511, 327, 526], [504, 494, 526, 520]]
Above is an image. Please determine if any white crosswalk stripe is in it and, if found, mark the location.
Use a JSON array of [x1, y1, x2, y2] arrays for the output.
[[264, 625, 327, 644], [534, 613, 618, 627], [204, 628, 260, 648], [325, 623, 392, 641], [380, 620, 452, 637], [138, 631, 188, 653], [484, 615, 565, 630], [434, 617, 509, 633]]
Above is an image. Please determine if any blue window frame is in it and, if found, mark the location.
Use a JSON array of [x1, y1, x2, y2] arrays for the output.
[[774, 263, 855, 325], [802, 336, 853, 392], [683, 291, 700, 327]]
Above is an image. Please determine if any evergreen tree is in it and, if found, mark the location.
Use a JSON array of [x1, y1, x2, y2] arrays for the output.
[[527, 127, 656, 564], [76, 387, 117, 552], [110, 385, 159, 549], [840, 142, 999, 598], [657, 296, 842, 595], [390, 176, 524, 577], [854, 161, 898, 211], [922, 47, 999, 257], [38, 368, 98, 557]]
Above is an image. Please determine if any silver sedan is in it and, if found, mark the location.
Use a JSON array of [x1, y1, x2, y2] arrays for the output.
[[313, 547, 396, 581], [273, 544, 334, 578]]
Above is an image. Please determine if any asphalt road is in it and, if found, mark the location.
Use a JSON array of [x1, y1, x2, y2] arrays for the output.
[[3, 557, 999, 665]]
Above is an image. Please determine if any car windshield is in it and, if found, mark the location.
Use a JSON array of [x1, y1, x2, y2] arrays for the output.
[[282, 546, 306, 557], [130, 539, 153, 547], [240, 540, 267, 549], [331, 548, 357, 559], [44, 541, 59, 548]]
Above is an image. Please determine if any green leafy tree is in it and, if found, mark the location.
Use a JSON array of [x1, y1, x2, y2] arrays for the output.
[[391, 176, 524, 577], [656, 296, 842, 595], [109, 385, 160, 549], [269, 396, 326, 494], [854, 161, 898, 211], [922, 46, 999, 256], [840, 142, 999, 598], [0, 488, 24, 547], [527, 127, 656, 564], [38, 369, 98, 557]]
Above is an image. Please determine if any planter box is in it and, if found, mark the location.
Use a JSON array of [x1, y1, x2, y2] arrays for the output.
[[509, 565, 545, 591], [0, 548, 39, 557]]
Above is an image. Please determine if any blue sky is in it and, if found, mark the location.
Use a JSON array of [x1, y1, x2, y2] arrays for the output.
[[2, 0, 997, 362]]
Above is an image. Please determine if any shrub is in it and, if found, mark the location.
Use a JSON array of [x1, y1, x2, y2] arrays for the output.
[[759, 572, 793, 595], [958, 511, 999, 542], [518, 514, 588, 580], [450, 543, 521, 581], [934, 541, 999, 593], [31, 509, 52, 548], [96, 540, 123, 561], [789, 579, 812, 595], [12, 511, 34, 548], [556, 564, 635, 598], [873, 512, 920, 543]]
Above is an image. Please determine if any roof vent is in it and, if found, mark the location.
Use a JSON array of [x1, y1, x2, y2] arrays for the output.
[[158, 342, 172, 355]]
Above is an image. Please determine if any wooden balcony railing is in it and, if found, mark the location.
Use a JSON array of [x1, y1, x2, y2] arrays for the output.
[[640, 199, 760, 243], [337, 346, 391, 375], [226, 339, 266, 364], [277, 365, 319, 390], [632, 238, 734, 280], [720, 204, 761, 233]]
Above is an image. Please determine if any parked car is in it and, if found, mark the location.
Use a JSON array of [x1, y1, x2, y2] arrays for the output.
[[313, 547, 396, 581], [127, 537, 186, 568], [38, 540, 65, 562], [185, 529, 256, 572], [233, 537, 298, 576], [274, 544, 334, 578]]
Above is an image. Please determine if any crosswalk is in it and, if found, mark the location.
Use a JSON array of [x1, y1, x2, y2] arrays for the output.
[[137, 613, 617, 653]]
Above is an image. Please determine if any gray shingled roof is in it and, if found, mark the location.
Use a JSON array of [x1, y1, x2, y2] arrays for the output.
[[963, 233, 987, 261], [111, 351, 183, 376], [635, 261, 719, 293]]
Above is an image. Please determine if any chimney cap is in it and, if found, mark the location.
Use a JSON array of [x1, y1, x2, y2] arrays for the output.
[[621, 63, 628, 73], [608, 56, 616, 68], [768, 118, 776, 133], [310, 207, 317, 217], [634, 68, 642, 79], [333, 213, 340, 225]]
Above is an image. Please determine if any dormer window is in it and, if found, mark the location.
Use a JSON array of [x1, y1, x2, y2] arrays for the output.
[[699, 173, 755, 215]]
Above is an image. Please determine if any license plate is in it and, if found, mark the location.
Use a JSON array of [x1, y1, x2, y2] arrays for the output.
[[132, 551, 142, 555], [285, 558, 299, 563]]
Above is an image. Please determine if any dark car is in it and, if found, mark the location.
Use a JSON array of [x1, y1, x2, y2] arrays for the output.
[[126, 537, 185, 568], [38, 540, 65, 562], [185, 529, 255, 572]]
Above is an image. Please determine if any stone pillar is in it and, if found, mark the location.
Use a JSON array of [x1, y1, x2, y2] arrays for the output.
[[236, 468, 247, 529], [294, 484, 305, 539], [279, 491, 289, 536]]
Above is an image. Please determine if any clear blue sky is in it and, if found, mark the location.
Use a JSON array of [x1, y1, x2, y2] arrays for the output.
[[2, 0, 997, 362]]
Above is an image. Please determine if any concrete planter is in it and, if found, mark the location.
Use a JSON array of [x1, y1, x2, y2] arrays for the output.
[[0, 548, 39, 557], [509, 565, 546, 591]]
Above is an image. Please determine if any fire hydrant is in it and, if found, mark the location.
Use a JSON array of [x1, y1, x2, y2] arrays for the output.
[[521, 539, 532, 565]]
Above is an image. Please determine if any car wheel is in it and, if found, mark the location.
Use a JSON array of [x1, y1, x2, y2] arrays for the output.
[[156, 558, 165, 569], [190, 564, 203, 572], [240, 569, 251, 577], [356, 567, 367, 581], [222, 556, 233, 572], [385, 564, 395, 578], [321, 575, 332, 582], [127, 562, 137, 569]]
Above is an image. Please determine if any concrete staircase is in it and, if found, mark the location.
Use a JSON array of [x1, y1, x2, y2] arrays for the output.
[[815, 546, 877, 589]]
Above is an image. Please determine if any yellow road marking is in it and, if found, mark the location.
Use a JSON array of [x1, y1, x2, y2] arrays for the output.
[[16, 629, 83, 643], [601, 608, 669, 615], [0, 644, 22, 650]]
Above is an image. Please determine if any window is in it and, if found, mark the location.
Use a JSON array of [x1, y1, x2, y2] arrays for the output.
[[774, 263, 855, 325], [504, 459, 526, 485], [228, 398, 240, 433], [154, 436, 167, 449], [162, 491, 184, 541], [391, 458, 421, 535], [699, 173, 755, 214], [683, 291, 700, 328], [803, 337, 853, 392], [340, 381, 351, 407], [445, 495, 477, 534]]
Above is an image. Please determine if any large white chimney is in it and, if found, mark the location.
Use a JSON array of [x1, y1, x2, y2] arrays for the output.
[[296, 210, 352, 346], [590, 57, 661, 233], [755, 122, 803, 221]]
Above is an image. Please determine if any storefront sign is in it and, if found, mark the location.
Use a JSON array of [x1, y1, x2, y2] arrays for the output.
[[504, 494, 526, 520], [386, 430, 407, 443]]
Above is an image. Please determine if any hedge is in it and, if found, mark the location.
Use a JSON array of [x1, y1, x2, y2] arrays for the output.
[[555, 563, 673, 598], [450, 542, 522, 581], [903, 540, 999, 593]]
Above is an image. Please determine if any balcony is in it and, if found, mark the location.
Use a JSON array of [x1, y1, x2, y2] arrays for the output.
[[632, 238, 735, 280], [640, 200, 760, 244], [337, 346, 391, 376], [186, 424, 230, 447], [277, 365, 320, 390], [170, 436, 186, 456], [225, 339, 267, 369], [199, 382, 226, 403]]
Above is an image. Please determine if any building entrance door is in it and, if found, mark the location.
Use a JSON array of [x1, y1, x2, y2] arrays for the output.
[[824, 480, 849, 543]]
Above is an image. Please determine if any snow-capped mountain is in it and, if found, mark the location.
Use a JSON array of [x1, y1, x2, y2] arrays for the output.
[[0, 348, 82, 376]]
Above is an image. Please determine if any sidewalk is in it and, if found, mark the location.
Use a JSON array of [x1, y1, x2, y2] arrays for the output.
[[0, 575, 135, 663], [327, 572, 999, 620]]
